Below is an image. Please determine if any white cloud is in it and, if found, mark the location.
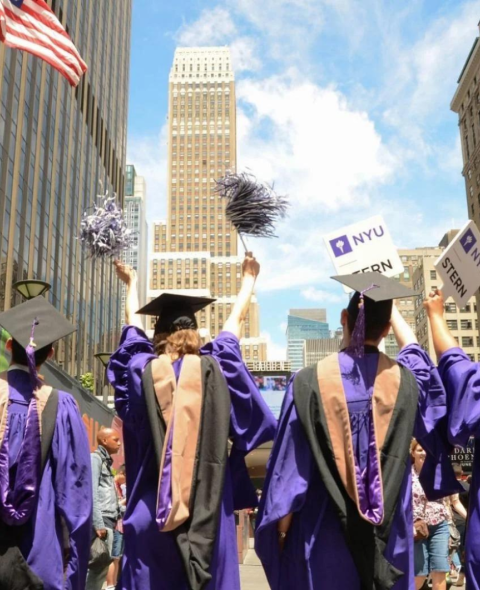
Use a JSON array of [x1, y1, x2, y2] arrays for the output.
[[127, 124, 168, 221], [230, 0, 324, 59], [230, 37, 261, 72], [176, 7, 237, 46], [379, 2, 480, 165], [234, 71, 398, 292], [301, 286, 345, 304], [237, 71, 395, 211], [261, 330, 287, 361]]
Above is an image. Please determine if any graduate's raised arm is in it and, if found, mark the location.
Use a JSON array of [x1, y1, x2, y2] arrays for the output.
[[222, 252, 259, 339], [423, 289, 458, 357], [114, 260, 144, 331], [390, 302, 418, 349]]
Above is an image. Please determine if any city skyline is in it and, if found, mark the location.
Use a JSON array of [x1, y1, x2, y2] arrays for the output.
[[128, 1, 480, 360], [147, 47, 267, 362]]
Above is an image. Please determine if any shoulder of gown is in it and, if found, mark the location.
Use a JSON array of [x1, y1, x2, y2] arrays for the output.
[[438, 346, 480, 445], [202, 330, 277, 450], [397, 345, 462, 498], [107, 326, 157, 426]]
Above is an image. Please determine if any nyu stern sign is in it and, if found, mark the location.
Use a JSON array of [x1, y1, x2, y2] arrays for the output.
[[435, 220, 480, 307], [324, 215, 404, 291]]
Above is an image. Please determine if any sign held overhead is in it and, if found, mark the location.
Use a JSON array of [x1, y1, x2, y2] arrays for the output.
[[324, 215, 404, 291], [435, 220, 480, 307]]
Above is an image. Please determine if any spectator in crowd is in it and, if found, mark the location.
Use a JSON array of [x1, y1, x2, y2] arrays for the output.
[[86, 428, 122, 590], [411, 440, 450, 590], [106, 464, 127, 590], [449, 464, 469, 587]]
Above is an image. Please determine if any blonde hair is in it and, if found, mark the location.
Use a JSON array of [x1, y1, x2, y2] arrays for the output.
[[154, 329, 201, 358]]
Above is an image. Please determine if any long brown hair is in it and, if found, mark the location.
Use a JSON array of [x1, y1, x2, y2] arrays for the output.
[[154, 329, 201, 358]]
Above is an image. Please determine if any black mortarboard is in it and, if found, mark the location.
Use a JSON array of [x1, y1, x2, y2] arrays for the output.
[[332, 273, 419, 356], [136, 293, 216, 333], [331, 272, 418, 301], [0, 297, 76, 388]]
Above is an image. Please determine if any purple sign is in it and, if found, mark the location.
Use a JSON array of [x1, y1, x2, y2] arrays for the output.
[[329, 235, 353, 258]]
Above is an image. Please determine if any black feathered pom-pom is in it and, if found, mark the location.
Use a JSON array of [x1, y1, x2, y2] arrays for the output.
[[215, 172, 289, 238]]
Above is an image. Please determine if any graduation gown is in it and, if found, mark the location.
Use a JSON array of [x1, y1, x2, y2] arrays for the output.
[[437, 347, 480, 590], [256, 345, 459, 590], [0, 367, 92, 590], [107, 327, 277, 590]]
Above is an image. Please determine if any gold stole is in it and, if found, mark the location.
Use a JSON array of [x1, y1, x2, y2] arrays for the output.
[[151, 355, 203, 532], [316, 353, 401, 525], [0, 371, 53, 449]]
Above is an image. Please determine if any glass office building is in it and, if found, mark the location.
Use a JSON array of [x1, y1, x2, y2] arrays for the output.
[[0, 0, 132, 378], [287, 310, 330, 371]]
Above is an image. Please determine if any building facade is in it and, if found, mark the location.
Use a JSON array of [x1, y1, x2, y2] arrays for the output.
[[389, 236, 480, 363], [305, 337, 343, 366], [121, 165, 148, 325], [0, 1, 132, 383], [286, 309, 329, 371], [451, 25, 480, 329], [148, 47, 266, 359]]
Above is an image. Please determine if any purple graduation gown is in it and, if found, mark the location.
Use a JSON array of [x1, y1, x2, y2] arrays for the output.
[[107, 327, 277, 590], [256, 345, 458, 590], [3, 367, 92, 590], [437, 347, 480, 590]]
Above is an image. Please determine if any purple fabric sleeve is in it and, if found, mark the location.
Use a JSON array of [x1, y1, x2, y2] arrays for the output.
[[438, 346, 480, 446], [255, 382, 312, 589], [203, 331, 277, 509], [397, 344, 461, 499], [107, 326, 157, 428], [52, 393, 92, 590]]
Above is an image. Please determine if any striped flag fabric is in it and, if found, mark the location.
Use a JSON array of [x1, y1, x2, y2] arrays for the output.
[[0, 0, 87, 87]]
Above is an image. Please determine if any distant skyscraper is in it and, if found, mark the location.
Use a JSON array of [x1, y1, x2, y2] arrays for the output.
[[287, 309, 329, 371], [451, 24, 480, 332], [122, 165, 148, 325], [0, 0, 132, 380], [148, 47, 266, 360]]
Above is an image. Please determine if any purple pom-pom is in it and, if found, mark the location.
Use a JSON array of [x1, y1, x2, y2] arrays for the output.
[[78, 193, 134, 259], [215, 171, 289, 238]]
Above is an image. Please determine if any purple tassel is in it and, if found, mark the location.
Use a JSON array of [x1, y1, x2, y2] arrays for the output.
[[26, 319, 41, 390], [348, 284, 379, 357]]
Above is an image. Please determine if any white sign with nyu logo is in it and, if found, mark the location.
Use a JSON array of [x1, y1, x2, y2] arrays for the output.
[[323, 215, 404, 291], [434, 220, 480, 307]]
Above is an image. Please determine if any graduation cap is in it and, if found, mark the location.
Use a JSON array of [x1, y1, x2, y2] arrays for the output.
[[0, 297, 76, 388], [136, 293, 216, 334], [332, 273, 419, 355]]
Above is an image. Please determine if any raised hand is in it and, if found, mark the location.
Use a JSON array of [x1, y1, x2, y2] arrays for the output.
[[423, 289, 445, 319], [114, 260, 137, 285], [242, 251, 260, 280]]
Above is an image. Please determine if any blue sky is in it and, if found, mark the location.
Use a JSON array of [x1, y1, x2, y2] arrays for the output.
[[128, 0, 480, 359]]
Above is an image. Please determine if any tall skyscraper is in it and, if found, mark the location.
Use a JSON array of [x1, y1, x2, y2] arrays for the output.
[[451, 24, 480, 330], [149, 47, 266, 359], [122, 165, 148, 325], [286, 309, 329, 371], [0, 0, 132, 379]]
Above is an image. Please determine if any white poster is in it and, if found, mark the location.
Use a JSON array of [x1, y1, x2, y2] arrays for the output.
[[323, 215, 404, 291], [435, 220, 480, 307]]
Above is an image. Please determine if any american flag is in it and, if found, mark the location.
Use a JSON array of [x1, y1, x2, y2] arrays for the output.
[[0, 0, 87, 87]]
